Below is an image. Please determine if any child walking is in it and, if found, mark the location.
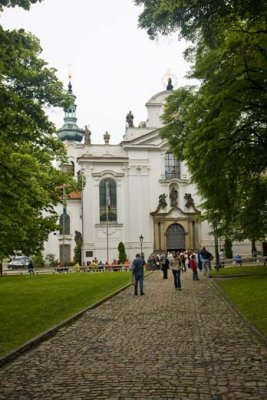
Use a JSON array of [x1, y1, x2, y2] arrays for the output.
[[189, 254, 199, 281]]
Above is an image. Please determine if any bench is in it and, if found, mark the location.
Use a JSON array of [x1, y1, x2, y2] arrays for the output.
[[54, 266, 70, 273]]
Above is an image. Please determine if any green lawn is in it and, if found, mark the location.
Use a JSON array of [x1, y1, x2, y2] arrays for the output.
[[211, 264, 267, 276], [0, 272, 132, 357], [1, 267, 266, 358], [211, 265, 267, 337]]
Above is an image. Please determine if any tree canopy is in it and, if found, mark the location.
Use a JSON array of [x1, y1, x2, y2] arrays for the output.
[[135, 0, 267, 44], [135, 0, 267, 243], [0, 0, 42, 12], [0, 2, 76, 258]]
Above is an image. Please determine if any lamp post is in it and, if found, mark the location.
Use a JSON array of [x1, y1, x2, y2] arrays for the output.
[[62, 183, 67, 268], [212, 216, 220, 271], [80, 169, 85, 266], [139, 234, 144, 255]]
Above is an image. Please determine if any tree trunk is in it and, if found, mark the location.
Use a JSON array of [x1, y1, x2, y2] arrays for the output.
[[251, 240, 257, 260]]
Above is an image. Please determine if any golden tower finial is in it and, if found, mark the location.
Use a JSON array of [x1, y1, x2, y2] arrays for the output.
[[68, 64, 72, 80]]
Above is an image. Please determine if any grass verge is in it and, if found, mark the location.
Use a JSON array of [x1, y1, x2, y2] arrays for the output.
[[0, 272, 132, 357], [211, 265, 267, 337]]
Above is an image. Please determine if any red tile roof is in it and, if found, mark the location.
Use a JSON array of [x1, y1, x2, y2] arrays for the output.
[[68, 191, 81, 200]]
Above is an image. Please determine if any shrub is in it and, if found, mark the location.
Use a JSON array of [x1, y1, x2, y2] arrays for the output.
[[224, 238, 233, 259], [45, 253, 58, 268], [118, 242, 127, 264], [32, 253, 45, 268]]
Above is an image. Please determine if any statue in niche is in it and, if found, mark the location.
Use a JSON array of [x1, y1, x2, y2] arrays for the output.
[[166, 78, 174, 91], [126, 110, 134, 127], [75, 230, 82, 243], [159, 193, 167, 209], [84, 125, 91, 145], [170, 187, 178, 207], [184, 193, 195, 208]]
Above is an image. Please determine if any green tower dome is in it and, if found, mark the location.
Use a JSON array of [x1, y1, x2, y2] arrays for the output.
[[57, 81, 84, 142]]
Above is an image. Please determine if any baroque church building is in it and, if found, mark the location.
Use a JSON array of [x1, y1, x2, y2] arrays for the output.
[[43, 81, 257, 265]]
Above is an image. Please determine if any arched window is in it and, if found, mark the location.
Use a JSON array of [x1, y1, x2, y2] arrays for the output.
[[165, 152, 180, 179], [59, 211, 70, 235], [99, 178, 117, 222]]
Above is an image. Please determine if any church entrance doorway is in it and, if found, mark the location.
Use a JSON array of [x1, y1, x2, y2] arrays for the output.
[[166, 223, 185, 251]]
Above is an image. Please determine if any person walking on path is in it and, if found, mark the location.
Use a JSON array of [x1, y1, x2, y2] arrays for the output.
[[131, 253, 145, 295], [28, 260, 34, 275], [189, 254, 199, 281], [162, 253, 169, 279], [199, 247, 212, 277], [170, 252, 181, 290]]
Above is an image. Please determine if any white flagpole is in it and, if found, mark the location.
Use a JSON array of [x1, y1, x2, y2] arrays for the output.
[[106, 181, 110, 263], [62, 184, 67, 268]]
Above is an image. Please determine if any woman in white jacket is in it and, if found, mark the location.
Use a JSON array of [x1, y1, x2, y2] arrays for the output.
[[170, 253, 182, 290]]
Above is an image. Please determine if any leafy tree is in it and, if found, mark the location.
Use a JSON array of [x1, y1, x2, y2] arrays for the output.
[[0, 1, 42, 12], [135, 0, 266, 44], [135, 0, 267, 243], [0, 2, 76, 259], [118, 242, 127, 264], [161, 22, 267, 242]]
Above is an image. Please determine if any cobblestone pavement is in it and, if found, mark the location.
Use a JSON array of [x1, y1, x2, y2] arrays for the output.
[[0, 270, 266, 400]]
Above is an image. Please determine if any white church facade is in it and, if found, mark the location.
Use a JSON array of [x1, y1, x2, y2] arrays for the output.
[[43, 82, 260, 265]]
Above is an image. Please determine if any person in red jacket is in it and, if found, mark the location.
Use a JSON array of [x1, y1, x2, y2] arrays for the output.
[[189, 254, 199, 281]]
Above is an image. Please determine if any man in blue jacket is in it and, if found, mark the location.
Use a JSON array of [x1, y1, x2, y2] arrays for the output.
[[131, 253, 146, 295]]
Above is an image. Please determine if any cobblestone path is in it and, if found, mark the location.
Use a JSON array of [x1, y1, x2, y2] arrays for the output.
[[0, 271, 266, 399]]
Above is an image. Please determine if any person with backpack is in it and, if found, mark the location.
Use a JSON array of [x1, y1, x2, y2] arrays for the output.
[[199, 247, 213, 278], [131, 253, 146, 295]]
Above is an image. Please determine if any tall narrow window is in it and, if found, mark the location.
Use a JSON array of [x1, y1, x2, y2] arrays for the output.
[[165, 152, 180, 179], [59, 212, 70, 235], [99, 178, 117, 222], [70, 161, 75, 176]]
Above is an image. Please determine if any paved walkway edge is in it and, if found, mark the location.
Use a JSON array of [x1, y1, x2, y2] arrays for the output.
[[211, 278, 267, 346], [0, 280, 136, 368]]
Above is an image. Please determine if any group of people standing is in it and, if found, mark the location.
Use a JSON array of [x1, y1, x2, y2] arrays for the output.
[[161, 250, 201, 291], [131, 247, 214, 295]]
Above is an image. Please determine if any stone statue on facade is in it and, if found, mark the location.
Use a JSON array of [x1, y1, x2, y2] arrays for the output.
[[170, 187, 178, 207], [166, 78, 173, 91], [184, 193, 195, 208], [159, 193, 167, 209], [103, 131, 110, 144], [126, 111, 134, 127], [84, 125, 91, 145]]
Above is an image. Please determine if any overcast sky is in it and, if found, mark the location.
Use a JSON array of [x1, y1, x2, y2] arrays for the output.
[[1, 0, 192, 144]]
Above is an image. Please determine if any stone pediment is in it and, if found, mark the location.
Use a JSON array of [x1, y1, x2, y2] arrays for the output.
[[122, 128, 168, 149], [151, 206, 200, 218]]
